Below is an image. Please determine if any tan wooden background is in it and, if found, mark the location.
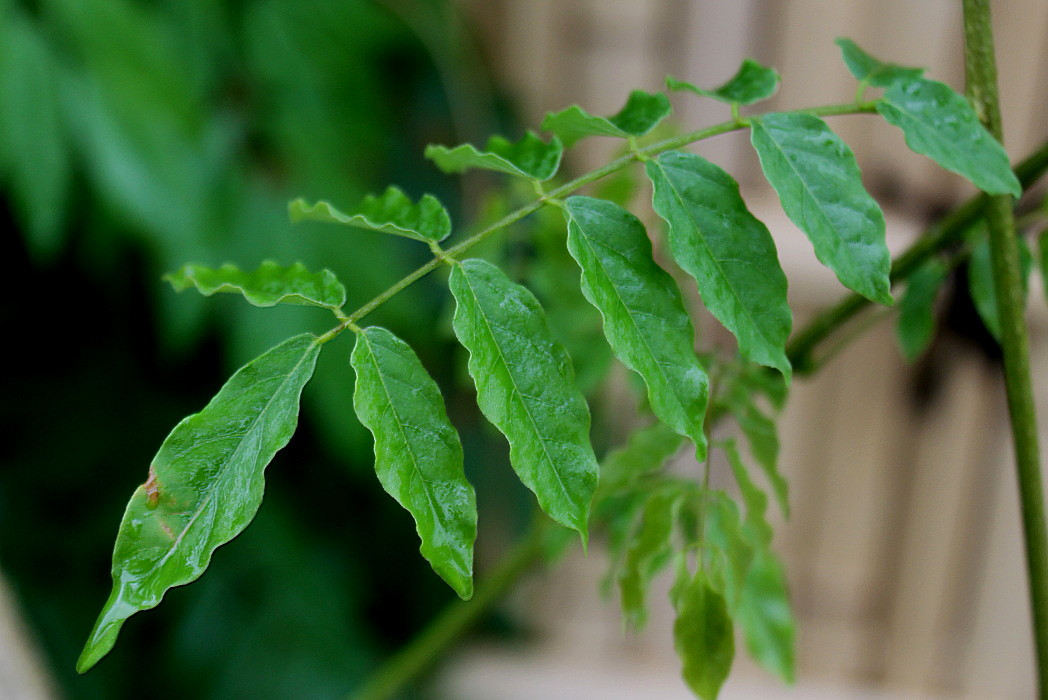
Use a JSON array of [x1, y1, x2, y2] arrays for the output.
[[440, 1, 1048, 698]]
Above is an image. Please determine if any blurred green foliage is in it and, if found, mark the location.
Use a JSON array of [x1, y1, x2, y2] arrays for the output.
[[0, 0, 518, 697]]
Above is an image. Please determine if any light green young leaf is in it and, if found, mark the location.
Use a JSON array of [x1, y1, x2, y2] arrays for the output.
[[721, 385, 788, 518], [737, 550, 796, 684], [78, 334, 321, 673], [0, 14, 70, 260], [288, 186, 452, 243], [968, 232, 1033, 342], [351, 326, 477, 600], [1040, 230, 1048, 309], [542, 90, 672, 148], [751, 113, 893, 305], [667, 59, 780, 106], [702, 491, 754, 611], [721, 441, 773, 546], [834, 38, 924, 88], [564, 196, 710, 460], [449, 259, 599, 536], [647, 151, 792, 376], [896, 259, 948, 361], [598, 420, 684, 495], [673, 565, 735, 700], [619, 488, 682, 628], [425, 131, 563, 181], [164, 261, 347, 313], [877, 77, 1021, 197]]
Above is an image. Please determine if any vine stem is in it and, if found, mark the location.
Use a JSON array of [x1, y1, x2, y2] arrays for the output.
[[963, 2, 1048, 696]]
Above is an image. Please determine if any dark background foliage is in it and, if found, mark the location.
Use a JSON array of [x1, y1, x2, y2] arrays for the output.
[[0, 1, 533, 697]]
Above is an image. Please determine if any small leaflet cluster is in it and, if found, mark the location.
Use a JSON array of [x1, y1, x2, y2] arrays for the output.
[[80, 39, 1023, 698]]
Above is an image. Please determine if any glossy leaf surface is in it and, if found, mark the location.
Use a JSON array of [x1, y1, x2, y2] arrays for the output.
[[667, 59, 780, 105], [877, 78, 1021, 197], [897, 259, 947, 361], [449, 259, 599, 535], [673, 566, 735, 700], [542, 90, 671, 147], [351, 327, 477, 599], [165, 261, 346, 312], [751, 112, 892, 305], [78, 334, 322, 673], [648, 151, 792, 376], [565, 196, 710, 460], [835, 38, 924, 87], [425, 131, 563, 181], [288, 186, 452, 243]]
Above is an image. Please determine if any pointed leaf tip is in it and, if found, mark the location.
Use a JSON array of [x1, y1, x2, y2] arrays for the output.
[[164, 261, 347, 311], [835, 38, 924, 88], [425, 131, 563, 181], [667, 59, 780, 106], [289, 186, 452, 242], [543, 90, 671, 148]]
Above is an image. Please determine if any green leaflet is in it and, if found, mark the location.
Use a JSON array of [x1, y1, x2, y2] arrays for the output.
[[737, 550, 796, 684], [672, 564, 735, 700], [968, 232, 1033, 342], [564, 196, 710, 460], [350, 327, 477, 600], [835, 38, 924, 88], [751, 113, 893, 305], [1040, 230, 1048, 309], [721, 382, 788, 518], [667, 59, 780, 106], [449, 259, 599, 536], [288, 186, 452, 243], [897, 259, 948, 361], [425, 131, 563, 181], [701, 491, 753, 612], [721, 441, 773, 547], [619, 487, 681, 628], [77, 334, 321, 673], [542, 90, 672, 148], [647, 151, 792, 376], [0, 13, 70, 260], [598, 420, 684, 495], [877, 77, 1021, 197], [164, 261, 347, 313]]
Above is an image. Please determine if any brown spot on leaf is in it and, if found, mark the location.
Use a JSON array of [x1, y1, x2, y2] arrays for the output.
[[145, 465, 160, 509]]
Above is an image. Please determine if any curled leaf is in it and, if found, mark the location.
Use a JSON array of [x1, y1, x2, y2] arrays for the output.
[[164, 261, 346, 312], [425, 131, 563, 181], [835, 38, 924, 88], [667, 59, 780, 106], [289, 186, 452, 243], [542, 90, 671, 147]]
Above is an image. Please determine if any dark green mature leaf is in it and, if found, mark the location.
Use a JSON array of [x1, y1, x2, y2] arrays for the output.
[[78, 334, 322, 673], [542, 90, 672, 148], [619, 488, 681, 627], [449, 259, 599, 535], [877, 78, 1021, 197], [288, 186, 452, 243], [425, 131, 563, 181], [0, 14, 70, 260], [647, 151, 792, 376], [968, 232, 1033, 341], [738, 550, 796, 684], [564, 196, 710, 460], [897, 259, 948, 361], [351, 327, 477, 599], [751, 113, 893, 305], [164, 261, 347, 313], [667, 59, 780, 106], [835, 38, 924, 87], [673, 565, 735, 700]]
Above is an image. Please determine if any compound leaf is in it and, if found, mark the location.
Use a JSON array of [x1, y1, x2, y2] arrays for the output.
[[164, 261, 346, 312], [449, 259, 598, 536], [835, 38, 924, 88], [751, 113, 893, 305], [351, 326, 477, 599], [897, 259, 948, 361], [647, 151, 792, 376], [78, 334, 322, 673], [425, 131, 563, 181], [877, 77, 1021, 197], [667, 59, 780, 106], [288, 186, 452, 243], [542, 90, 671, 148], [564, 196, 710, 460], [673, 565, 735, 700]]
